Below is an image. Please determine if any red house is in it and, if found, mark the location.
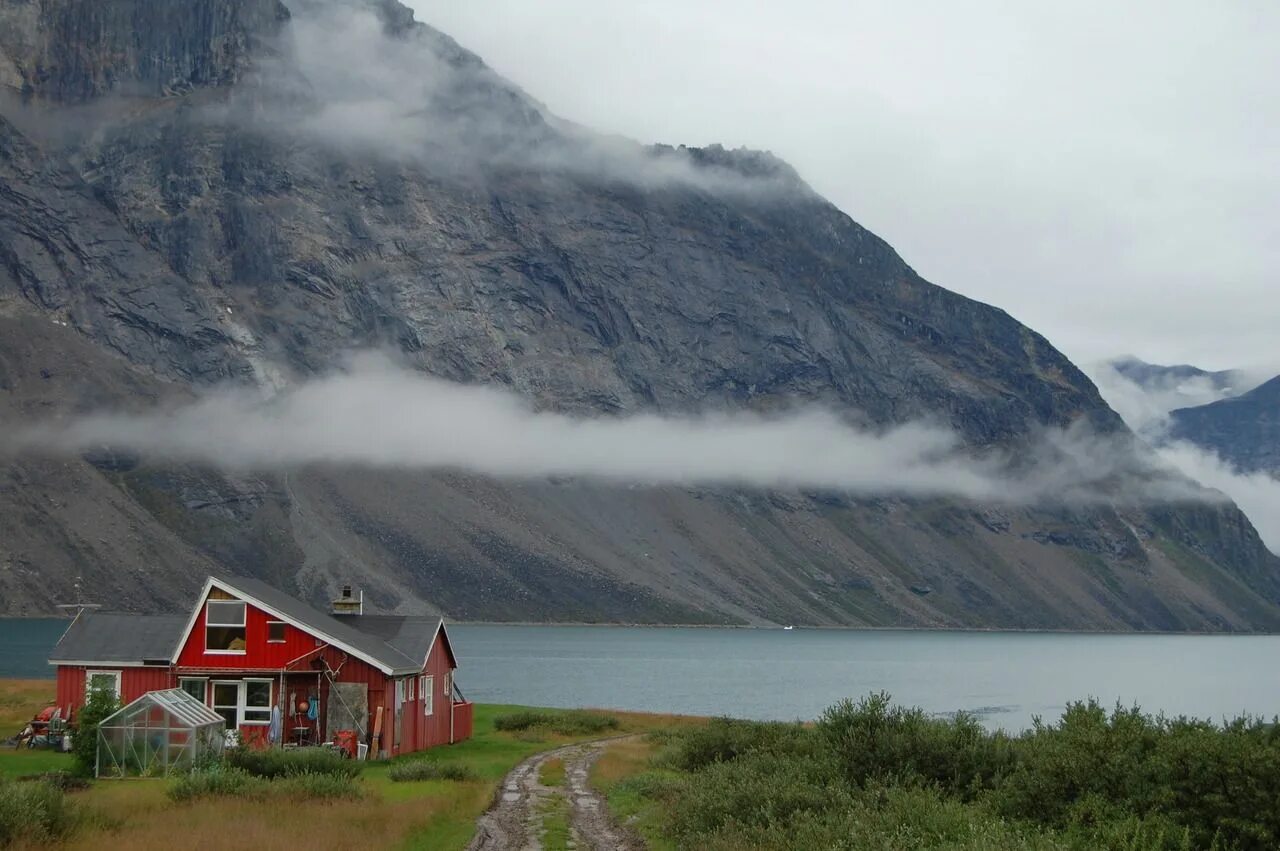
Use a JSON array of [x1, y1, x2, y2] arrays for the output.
[[49, 574, 473, 755]]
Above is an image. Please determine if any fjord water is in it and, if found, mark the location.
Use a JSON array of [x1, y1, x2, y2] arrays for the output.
[[6, 619, 1279, 731], [447, 625, 1280, 731]]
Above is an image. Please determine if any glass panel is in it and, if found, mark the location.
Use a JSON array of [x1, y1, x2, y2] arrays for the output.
[[87, 672, 119, 697], [179, 679, 206, 702], [206, 601, 245, 626], [206, 625, 247, 651], [267, 622, 286, 642], [243, 681, 272, 724], [212, 682, 239, 728]]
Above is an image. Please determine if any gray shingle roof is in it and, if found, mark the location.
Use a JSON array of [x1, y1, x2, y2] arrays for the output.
[[209, 574, 429, 674], [48, 612, 186, 664], [48, 575, 451, 676], [344, 615, 446, 668]]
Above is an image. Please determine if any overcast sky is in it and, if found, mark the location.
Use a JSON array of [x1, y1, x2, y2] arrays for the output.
[[412, 1, 1278, 373]]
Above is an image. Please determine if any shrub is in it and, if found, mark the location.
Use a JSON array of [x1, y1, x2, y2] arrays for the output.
[[667, 749, 842, 842], [18, 772, 90, 793], [656, 717, 813, 772], [819, 692, 1015, 797], [169, 766, 361, 803], [0, 778, 82, 847], [387, 760, 478, 782], [493, 710, 619, 736], [70, 688, 119, 777], [227, 746, 362, 780], [168, 767, 262, 802], [272, 771, 362, 800]]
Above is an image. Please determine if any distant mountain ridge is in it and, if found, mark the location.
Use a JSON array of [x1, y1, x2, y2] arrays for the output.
[[1171, 376, 1280, 475], [1, 0, 1279, 630]]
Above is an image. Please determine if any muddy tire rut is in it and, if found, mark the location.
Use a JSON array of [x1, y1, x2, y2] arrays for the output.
[[467, 736, 643, 851]]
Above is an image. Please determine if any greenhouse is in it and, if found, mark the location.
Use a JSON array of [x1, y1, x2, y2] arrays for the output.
[[96, 688, 226, 778]]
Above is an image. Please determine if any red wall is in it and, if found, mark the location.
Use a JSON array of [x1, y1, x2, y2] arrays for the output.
[[400, 629, 467, 751], [177, 596, 334, 670], [55, 666, 175, 721]]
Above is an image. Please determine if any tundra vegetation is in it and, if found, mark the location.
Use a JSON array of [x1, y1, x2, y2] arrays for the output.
[[596, 692, 1280, 851], [0, 680, 672, 850]]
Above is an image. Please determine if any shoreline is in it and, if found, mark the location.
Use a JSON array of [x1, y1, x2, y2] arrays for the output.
[[4, 613, 1280, 637]]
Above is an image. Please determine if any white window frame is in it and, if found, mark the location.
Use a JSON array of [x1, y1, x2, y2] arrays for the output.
[[178, 677, 208, 702], [443, 671, 452, 698], [421, 675, 434, 716], [395, 678, 407, 705], [204, 600, 247, 655], [242, 678, 273, 726], [210, 679, 273, 727], [266, 620, 287, 644], [85, 670, 121, 700]]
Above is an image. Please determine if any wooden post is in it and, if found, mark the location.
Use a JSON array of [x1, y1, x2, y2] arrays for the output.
[[371, 705, 384, 758]]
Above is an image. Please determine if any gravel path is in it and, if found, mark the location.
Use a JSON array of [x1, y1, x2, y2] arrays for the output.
[[467, 736, 643, 851]]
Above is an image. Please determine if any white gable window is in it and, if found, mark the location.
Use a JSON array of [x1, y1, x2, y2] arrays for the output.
[[421, 675, 434, 716], [85, 670, 121, 700], [205, 600, 247, 653]]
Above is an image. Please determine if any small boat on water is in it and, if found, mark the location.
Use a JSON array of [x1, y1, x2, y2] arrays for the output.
[[782, 625, 795, 631]]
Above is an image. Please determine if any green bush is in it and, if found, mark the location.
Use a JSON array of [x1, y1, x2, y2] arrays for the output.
[[71, 688, 119, 777], [993, 702, 1280, 850], [169, 766, 361, 802], [493, 709, 619, 736], [621, 694, 1280, 851], [656, 716, 814, 772], [168, 767, 262, 802], [0, 778, 82, 847], [227, 746, 362, 780], [387, 760, 478, 782], [17, 772, 90, 793], [272, 771, 362, 800], [819, 691, 1016, 797]]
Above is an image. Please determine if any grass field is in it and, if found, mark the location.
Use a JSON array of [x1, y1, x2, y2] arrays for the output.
[[0, 679, 698, 850]]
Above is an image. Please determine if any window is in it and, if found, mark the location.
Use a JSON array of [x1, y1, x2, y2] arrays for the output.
[[266, 621, 286, 643], [205, 600, 246, 652], [443, 671, 452, 698], [179, 678, 207, 702], [210, 680, 273, 727], [85, 670, 121, 700], [211, 681, 239, 728], [395, 678, 407, 706], [243, 680, 272, 725], [421, 675, 434, 716]]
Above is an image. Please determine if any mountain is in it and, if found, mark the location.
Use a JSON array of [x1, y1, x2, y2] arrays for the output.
[[1108, 356, 1250, 400], [1170, 377, 1280, 475], [2, 0, 1278, 629]]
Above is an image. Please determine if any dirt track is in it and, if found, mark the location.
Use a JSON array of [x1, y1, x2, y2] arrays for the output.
[[467, 737, 643, 851]]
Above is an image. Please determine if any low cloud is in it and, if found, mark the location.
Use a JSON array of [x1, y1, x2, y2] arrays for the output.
[[245, 1, 800, 193], [1089, 362, 1280, 553], [4, 354, 1209, 508]]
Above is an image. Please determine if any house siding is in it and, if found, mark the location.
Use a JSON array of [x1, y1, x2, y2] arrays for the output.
[[55, 666, 175, 721], [51, 578, 470, 755]]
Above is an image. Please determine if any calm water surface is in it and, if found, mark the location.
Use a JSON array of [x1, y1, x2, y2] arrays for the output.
[[6, 619, 1279, 731]]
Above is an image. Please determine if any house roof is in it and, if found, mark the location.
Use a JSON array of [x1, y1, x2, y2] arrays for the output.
[[50, 575, 458, 678], [344, 615, 453, 669], [49, 612, 186, 666]]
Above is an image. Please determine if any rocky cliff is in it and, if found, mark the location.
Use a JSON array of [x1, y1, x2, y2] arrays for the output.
[[2, 0, 1279, 629], [1171, 377, 1280, 475]]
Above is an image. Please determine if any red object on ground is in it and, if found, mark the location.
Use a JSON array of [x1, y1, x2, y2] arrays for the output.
[[334, 729, 358, 758]]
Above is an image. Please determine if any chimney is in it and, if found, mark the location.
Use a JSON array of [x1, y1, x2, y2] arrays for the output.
[[331, 584, 363, 616]]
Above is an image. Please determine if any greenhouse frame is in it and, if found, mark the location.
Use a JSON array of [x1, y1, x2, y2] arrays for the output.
[[96, 688, 226, 778]]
